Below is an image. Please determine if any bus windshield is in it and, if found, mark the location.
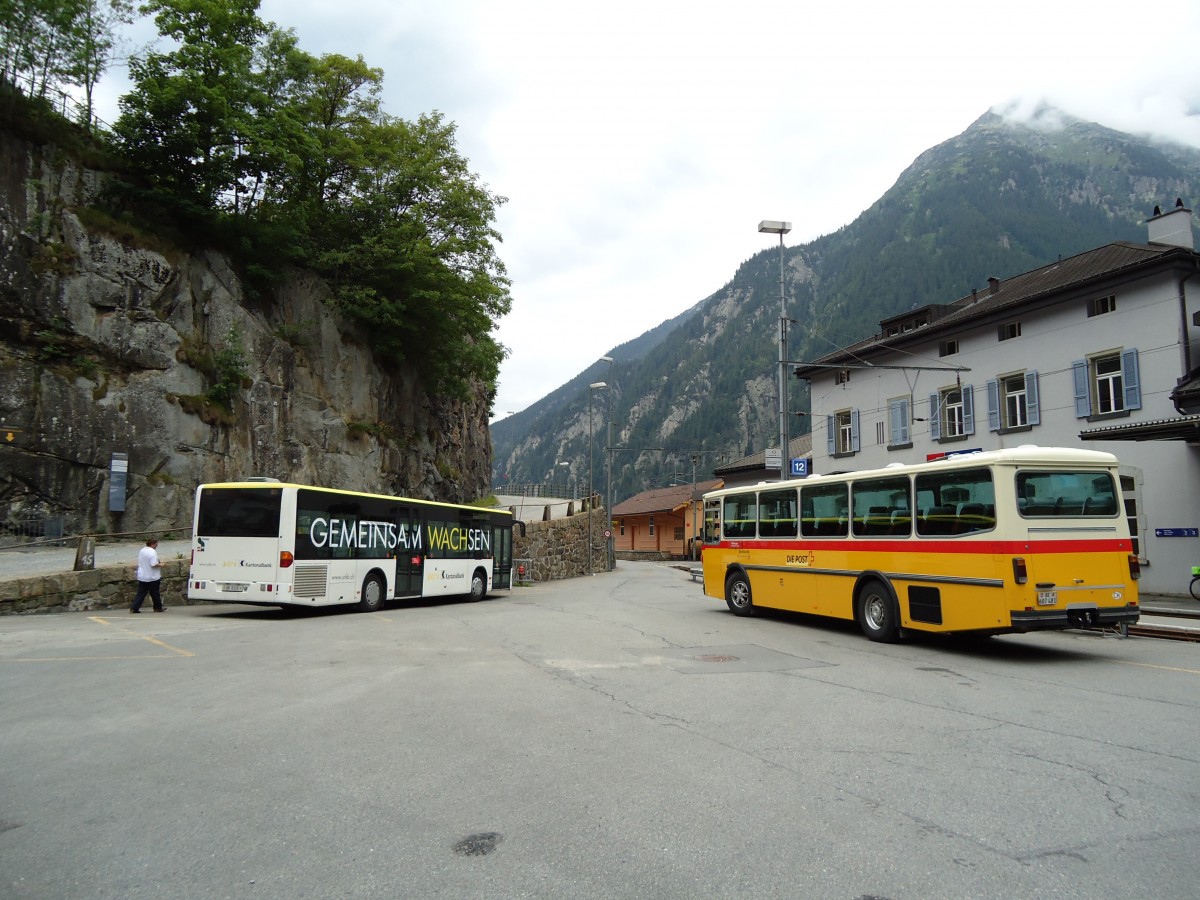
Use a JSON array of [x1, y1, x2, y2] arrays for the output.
[[196, 487, 283, 537]]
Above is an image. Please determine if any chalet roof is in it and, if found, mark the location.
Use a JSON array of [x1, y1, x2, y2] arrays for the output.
[[714, 434, 813, 476], [612, 479, 723, 517], [795, 240, 1198, 374]]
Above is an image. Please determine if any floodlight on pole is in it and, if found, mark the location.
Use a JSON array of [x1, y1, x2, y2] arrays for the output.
[[758, 219, 792, 481], [599, 357, 614, 570]]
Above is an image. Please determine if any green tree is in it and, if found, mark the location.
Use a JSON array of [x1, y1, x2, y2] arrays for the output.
[[108, 1, 512, 398], [66, 0, 133, 130], [114, 0, 268, 215], [299, 53, 382, 211], [315, 111, 511, 396], [2, 0, 131, 129]]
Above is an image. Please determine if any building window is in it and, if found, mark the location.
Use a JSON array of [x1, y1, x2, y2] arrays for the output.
[[875, 421, 885, 445], [887, 395, 911, 448], [618, 519, 625, 536], [1095, 357, 1123, 413], [939, 339, 959, 357], [929, 385, 974, 441], [945, 391, 965, 436], [826, 409, 860, 456], [1073, 349, 1141, 419], [1088, 295, 1116, 317], [648, 515, 655, 536], [987, 371, 1040, 432], [838, 411, 855, 453], [836, 368, 851, 385], [673, 527, 685, 541], [999, 321, 1022, 341]]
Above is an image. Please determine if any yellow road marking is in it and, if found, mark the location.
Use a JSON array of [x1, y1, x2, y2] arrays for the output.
[[88, 616, 195, 657], [1116, 660, 1200, 675]]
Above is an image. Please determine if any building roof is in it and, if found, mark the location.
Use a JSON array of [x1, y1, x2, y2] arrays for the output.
[[612, 479, 723, 517], [1079, 413, 1200, 442], [714, 434, 813, 476], [794, 240, 1198, 374]]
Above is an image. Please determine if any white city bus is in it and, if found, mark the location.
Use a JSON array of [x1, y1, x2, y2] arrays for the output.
[[188, 482, 513, 611]]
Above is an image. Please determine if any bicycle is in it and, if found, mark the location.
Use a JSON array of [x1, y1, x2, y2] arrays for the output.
[[1192, 565, 1200, 601]]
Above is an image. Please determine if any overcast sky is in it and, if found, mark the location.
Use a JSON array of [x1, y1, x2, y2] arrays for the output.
[[96, 0, 1200, 418]]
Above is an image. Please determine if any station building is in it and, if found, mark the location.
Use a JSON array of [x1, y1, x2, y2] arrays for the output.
[[794, 202, 1200, 596]]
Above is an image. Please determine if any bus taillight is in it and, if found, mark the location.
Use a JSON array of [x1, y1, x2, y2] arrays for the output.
[[1128, 554, 1141, 580], [1012, 557, 1028, 584], [280, 551, 294, 568]]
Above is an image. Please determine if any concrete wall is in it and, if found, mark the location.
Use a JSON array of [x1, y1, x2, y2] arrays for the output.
[[0, 558, 190, 615]]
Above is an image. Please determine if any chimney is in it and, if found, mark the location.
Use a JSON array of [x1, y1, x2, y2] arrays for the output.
[[987, 276, 1000, 295], [1147, 199, 1194, 250]]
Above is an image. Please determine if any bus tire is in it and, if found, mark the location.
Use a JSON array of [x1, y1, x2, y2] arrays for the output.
[[470, 569, 488, 602], [725, 571, 754, 617], [857, 578, 899, 642], [358, 573, 385, 612]]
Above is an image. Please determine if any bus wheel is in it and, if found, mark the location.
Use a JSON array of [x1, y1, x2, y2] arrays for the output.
[[857, 579, 898, 642], [358, 573, 385, 612], [470, 569, 488, 602], [725, 571, 754, 617]]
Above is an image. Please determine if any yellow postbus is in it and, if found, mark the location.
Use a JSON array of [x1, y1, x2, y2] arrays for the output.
[[700, 447, 1140, 641]]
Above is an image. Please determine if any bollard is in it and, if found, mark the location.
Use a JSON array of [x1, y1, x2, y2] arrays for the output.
[[73, 535, 96, 571]]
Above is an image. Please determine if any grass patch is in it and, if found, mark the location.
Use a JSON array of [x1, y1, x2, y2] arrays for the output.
[[172, 393, 237, 427]]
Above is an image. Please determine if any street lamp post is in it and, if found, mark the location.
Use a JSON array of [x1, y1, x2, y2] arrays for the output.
[[691, 452, 699, 561], [588, 381, 607, 574], [599, 356, 614, 570], [759, 219, 792, 481]]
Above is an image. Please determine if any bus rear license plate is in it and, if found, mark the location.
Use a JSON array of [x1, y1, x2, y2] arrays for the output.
[[1037, 591, 1057, 606], [222, 584, 248, 592]]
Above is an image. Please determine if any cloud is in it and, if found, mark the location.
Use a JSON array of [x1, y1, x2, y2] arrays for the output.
[[81, 0, 1200, 418]]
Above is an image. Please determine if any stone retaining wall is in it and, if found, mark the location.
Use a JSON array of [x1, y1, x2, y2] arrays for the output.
[[513, 508, 611, 582], [0, 559, 190, 615]]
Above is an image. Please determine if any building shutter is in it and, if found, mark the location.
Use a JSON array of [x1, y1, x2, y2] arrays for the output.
[[1072, 360, 1090, 417], [963, 385, 975, 435], [826, 415, 835, 455], [1026, 370, 1040, 425], [929, 393, 940, 440], [850, 409, 860, 453], [1121, 349, 1141, 410], [986, 379, 1000, 432], [889, 398, 910, 445]]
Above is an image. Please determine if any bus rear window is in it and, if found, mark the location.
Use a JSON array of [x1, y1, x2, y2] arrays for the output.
[[197, 488, 283, 537], [1017, 471, 1118, 517]]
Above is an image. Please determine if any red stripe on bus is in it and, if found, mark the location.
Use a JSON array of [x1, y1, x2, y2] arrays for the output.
[[715, 538, 1131, 554]]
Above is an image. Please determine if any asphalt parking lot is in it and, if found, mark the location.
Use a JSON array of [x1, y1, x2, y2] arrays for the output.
[[1, 561, 1198, 899]]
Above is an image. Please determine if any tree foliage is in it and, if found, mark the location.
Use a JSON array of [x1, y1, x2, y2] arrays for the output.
[[101, 0, 511, 397], [1, 0, 132, 128]]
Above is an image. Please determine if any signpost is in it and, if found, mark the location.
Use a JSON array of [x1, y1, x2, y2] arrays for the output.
[[108, 452, 128, 513]]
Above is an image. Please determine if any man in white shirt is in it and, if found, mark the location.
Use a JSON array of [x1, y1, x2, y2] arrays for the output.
[[131, 538, 164, 613]]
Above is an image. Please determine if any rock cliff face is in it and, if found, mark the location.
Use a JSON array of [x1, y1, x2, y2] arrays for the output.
[[0, 132, 493, 535]]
